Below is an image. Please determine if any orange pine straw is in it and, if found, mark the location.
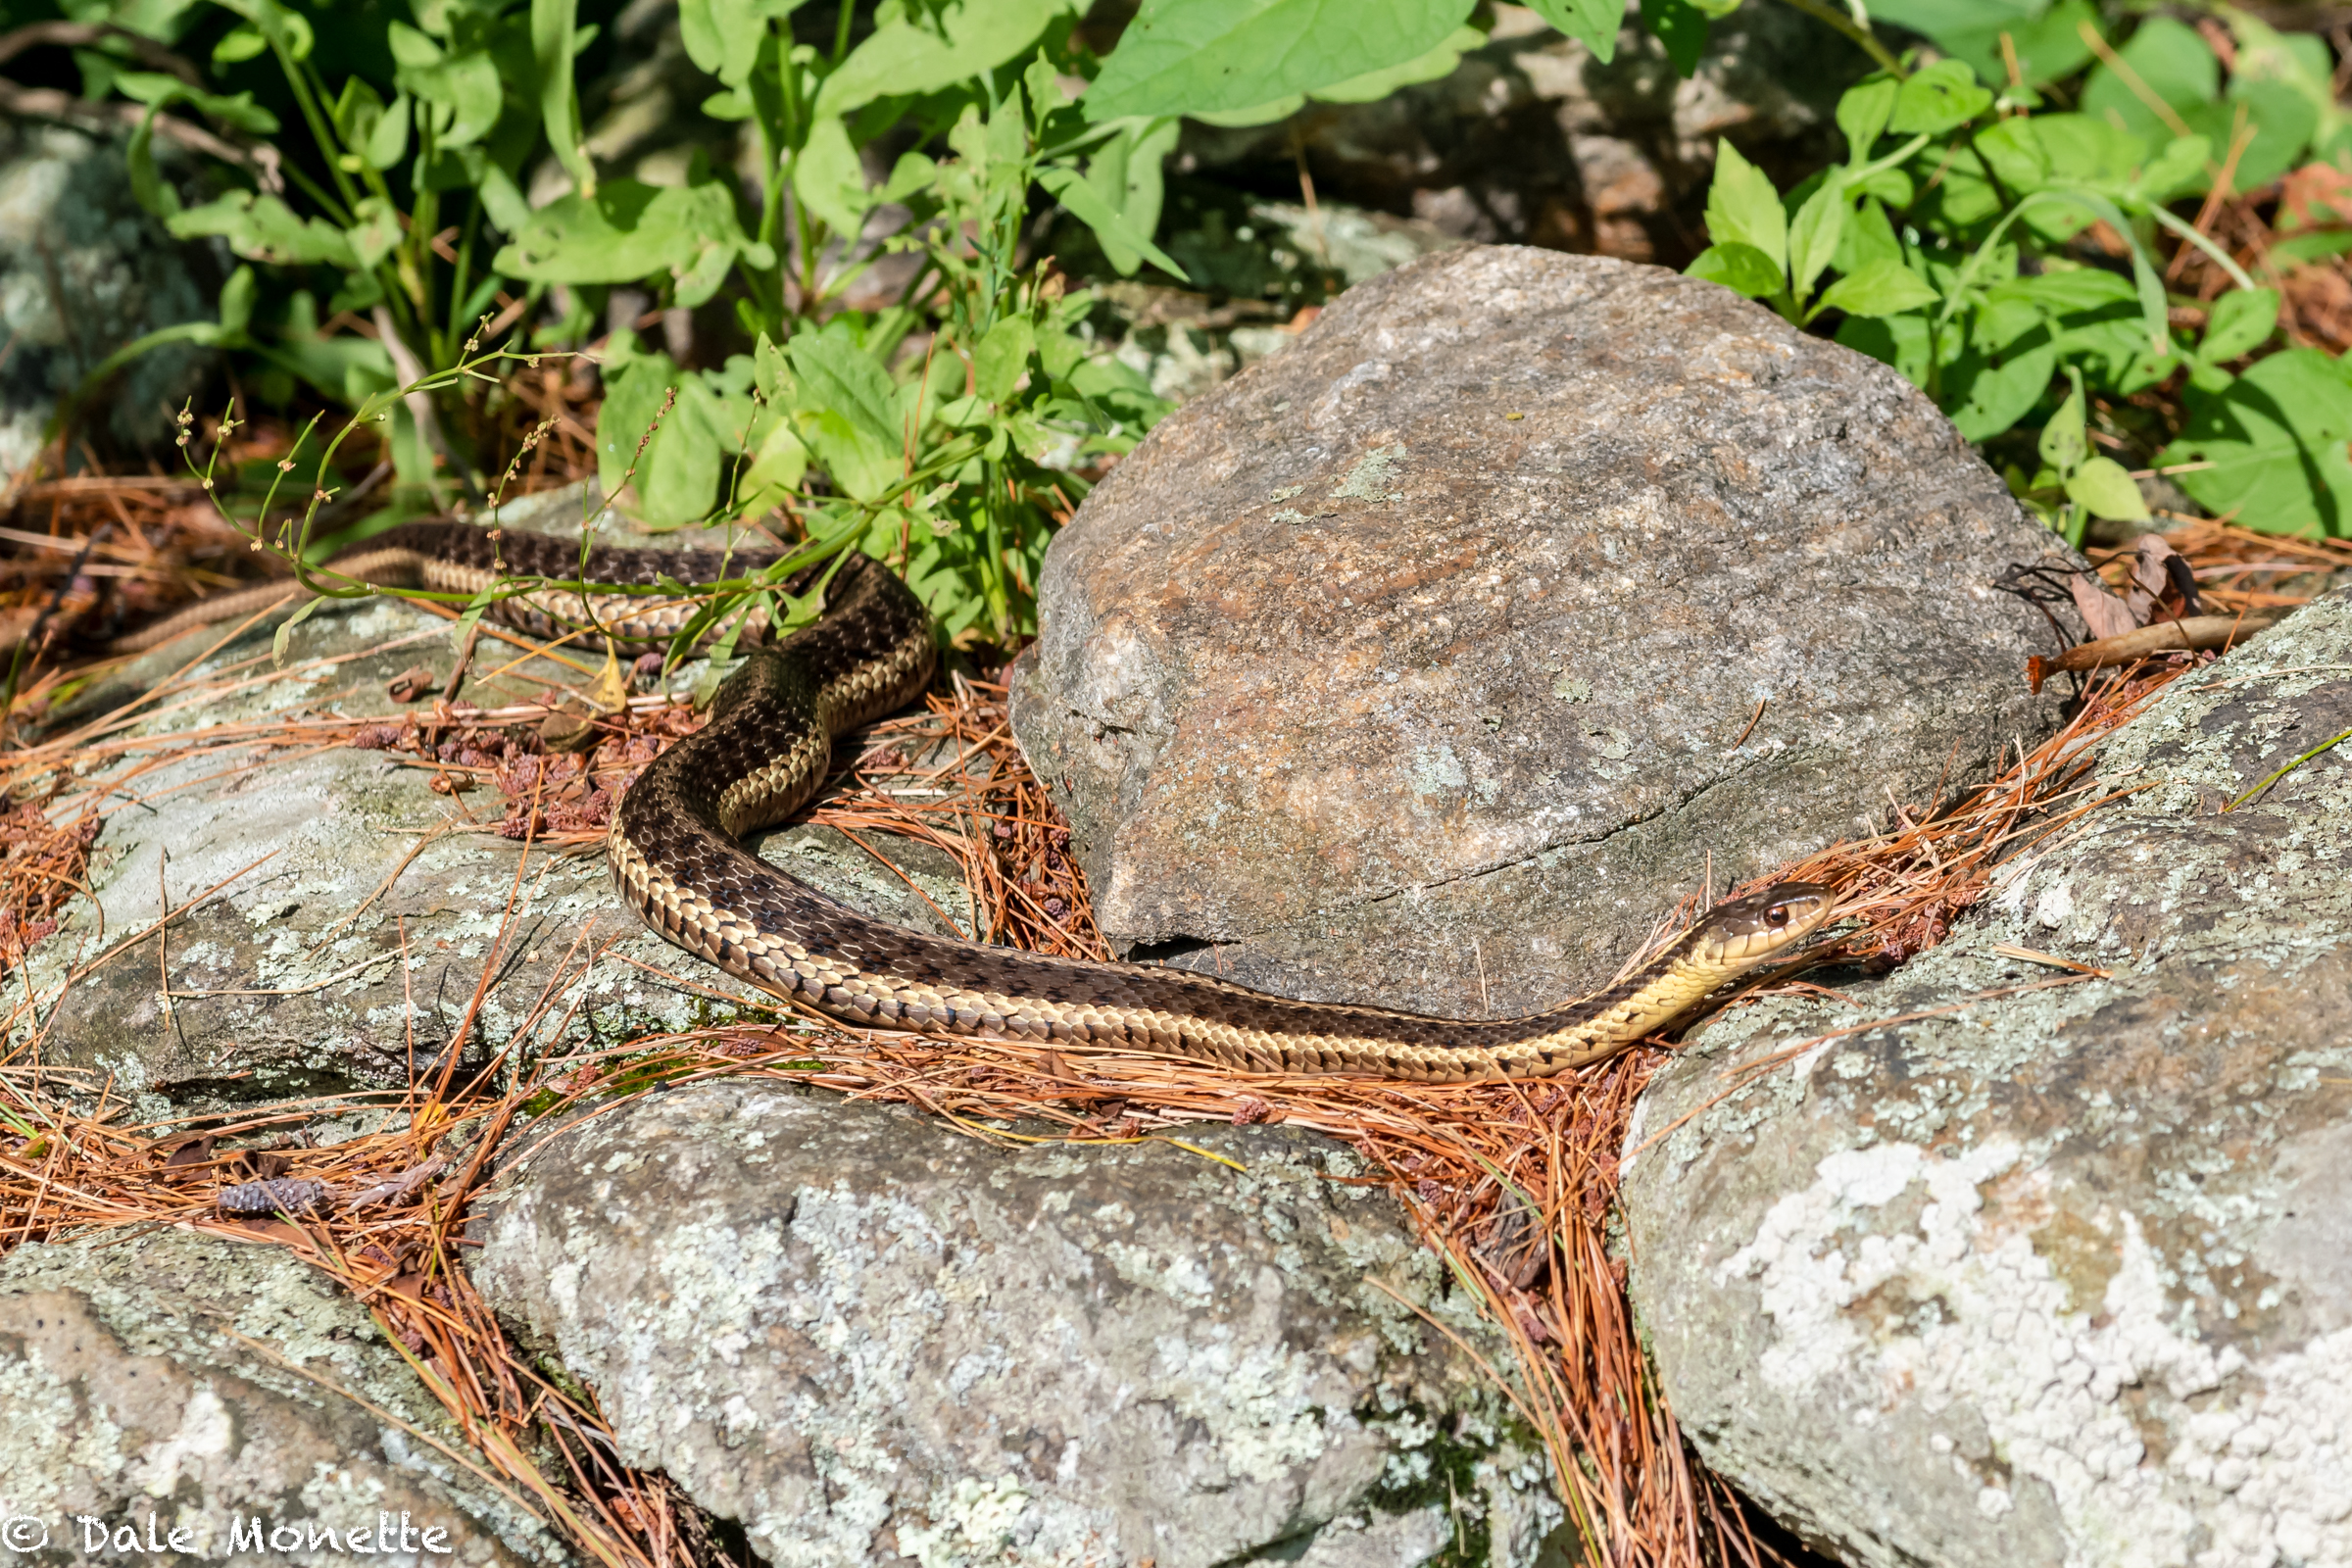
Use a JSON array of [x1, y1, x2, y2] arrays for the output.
[[0, 512, 2335, 1567]]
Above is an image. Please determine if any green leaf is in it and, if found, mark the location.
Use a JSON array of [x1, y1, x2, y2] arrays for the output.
[[1831, 196, 1902, 275], [753, 331, 794, 407], [1085, 0, 1475, 120], [596, 348, 740, 527], [1813, 257, 1938, 319], [212, 24, 268, 66], [346, 196, 402, 270], [475, 162, 530, 233], [1187, 95, 1304, 128], [2183, 75, 2318, 195], [2038, 375, 2087, 474], [271, 593, 323, 668], [364, 91, 412, 169], [972, 318, 1036, 403], [1038, 166, 1191, 281], [386, 19, 440, 68], [532, 0, 596, 198], [1872, 0, 2100, 89], [415, 50, 504, 149], [792, 116, 872, 239], [1523, 0, 1625, 63], [235, 0, 313, 62], [1972, 116, 2052, 196], [2159, 349, 2352, 536], [169, 192, 359, 268], [1837, 77, 1896, 159], [1686, 242, 1785, 300], [492, 180, 772, 292], [818, 0, 1083, 119], [1310, 24, 1485, 102], [2132, 133, 2210, 203], [2080, 17, 2215, 152], [1639, 0, 1708, 76], [1888, 58, 1992, 135], [680, 0, 791, 88], [115, 71, 277, 134], [1701, 139, 1786, 274], [878, 150, 939, 204], [1945, 334, 2055, 442], [785, 332, 905, 502], [217, 265, 257, 338], [2064, 456, 2149, 521], [1786, 173, 1847, 301], [1082, 118, 1180, 275], [2231, 14, 2348, 166], [2197, 288, 2280, 366], [734, 415, 807, 514]]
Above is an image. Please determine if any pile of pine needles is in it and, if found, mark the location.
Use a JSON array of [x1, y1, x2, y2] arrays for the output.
[[0, 513, 2344, 1568]]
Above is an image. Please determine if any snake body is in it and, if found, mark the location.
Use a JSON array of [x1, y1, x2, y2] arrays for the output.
[[144, 523, 1834, 1081]]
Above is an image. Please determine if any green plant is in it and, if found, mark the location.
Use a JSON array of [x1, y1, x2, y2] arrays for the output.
[[53, 0, 1909, 642], [1684, 6, 2352, 541]]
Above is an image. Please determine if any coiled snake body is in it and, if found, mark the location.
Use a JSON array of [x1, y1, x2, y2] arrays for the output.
[[141, 523, 1834, 1081]]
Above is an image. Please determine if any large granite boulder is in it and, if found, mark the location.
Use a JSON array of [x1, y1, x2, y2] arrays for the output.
[[1012, 245, 2069, 1018], [0, 1227, 567, 1567], [471, 1081, 1566, 1567], [1622, 587, 2352, 1567]]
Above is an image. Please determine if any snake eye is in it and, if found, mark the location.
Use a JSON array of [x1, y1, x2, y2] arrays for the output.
[[1765, 905, 1789, 928]]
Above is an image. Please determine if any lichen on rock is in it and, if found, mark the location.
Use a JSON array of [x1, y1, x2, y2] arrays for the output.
[[470, 1079, 1565, 1567], [1623, 587, 2352, 1568], [0, 1227, 569, 1567]]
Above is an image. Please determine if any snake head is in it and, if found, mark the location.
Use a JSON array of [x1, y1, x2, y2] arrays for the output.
[[1692, 882, 1836, 967]]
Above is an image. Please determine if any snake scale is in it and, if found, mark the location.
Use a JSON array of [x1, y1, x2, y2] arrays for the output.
[[136, 522, 1836, 1081]]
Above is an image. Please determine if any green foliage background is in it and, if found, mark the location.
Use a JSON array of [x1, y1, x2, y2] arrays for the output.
[[26, 0, 2352, 653]]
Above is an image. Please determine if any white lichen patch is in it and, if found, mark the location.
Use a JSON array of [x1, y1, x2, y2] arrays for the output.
[[475, 1085, 1531, 1568], [1720, 1142, 2352, 1567], [0, 1231, 567, 1567], [1630, 590, 2352, 1568]]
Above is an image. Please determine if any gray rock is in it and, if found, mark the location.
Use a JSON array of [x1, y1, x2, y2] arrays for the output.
[[1013, 245, 2068, 1018], [0, 121, 216, 482], [471, 1080, 1564, 1567], [0, 1226, 567, 1566], [1622, 588, 2352, 1567], [27, 560, 969, 1106]]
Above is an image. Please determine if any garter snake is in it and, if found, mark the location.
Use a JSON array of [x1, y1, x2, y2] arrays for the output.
[[138, 523, 1836, 1081]]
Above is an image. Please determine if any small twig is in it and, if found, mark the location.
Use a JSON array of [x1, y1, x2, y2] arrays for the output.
[[2027, 611, 2290, 691], [1727, 698, 1767, 753]]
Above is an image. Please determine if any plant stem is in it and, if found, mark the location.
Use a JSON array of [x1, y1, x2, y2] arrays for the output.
[[275, 48, 363, 218], [1775, 0, 1906, 77], [2227, 725, 2352, 811]]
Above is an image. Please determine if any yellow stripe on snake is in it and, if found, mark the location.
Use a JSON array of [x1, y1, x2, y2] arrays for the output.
[[138, 523, 1835, 1081]]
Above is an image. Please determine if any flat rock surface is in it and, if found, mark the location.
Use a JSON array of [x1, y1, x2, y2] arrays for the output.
[[471, 1081, 1564, 1568], [1622, 589, 2352, 1568], [28, 504, 971, 1107], [0, 1226, 567, 1567], [1013, 245, 2067, 1016]]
